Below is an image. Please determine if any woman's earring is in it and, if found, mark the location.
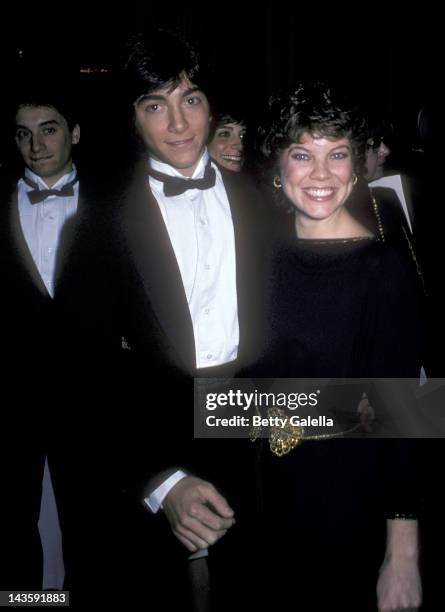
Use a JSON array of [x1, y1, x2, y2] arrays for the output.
[[352, 174, 358, 186], [273, 176, 282, 189]]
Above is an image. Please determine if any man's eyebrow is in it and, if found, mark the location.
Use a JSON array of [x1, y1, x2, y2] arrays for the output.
[[181, 86, 200, 97], [136, 93, 166, 104], [136, 86, 201, 104], [39, 120, 61, 127], [15, 119, 61, 130]]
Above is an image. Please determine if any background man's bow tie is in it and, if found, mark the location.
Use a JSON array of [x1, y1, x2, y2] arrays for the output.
[[147, 159, 216, 197], [24, 175, 78, 204]]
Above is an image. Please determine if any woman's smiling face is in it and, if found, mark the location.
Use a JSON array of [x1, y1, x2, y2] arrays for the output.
[[279, 132, 354, 222]]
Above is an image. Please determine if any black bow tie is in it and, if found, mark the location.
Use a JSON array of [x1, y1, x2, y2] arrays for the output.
[[23, 175, 78, 204], [147, 159, 216, 197]]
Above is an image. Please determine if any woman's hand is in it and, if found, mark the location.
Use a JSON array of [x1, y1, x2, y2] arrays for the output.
[[377, 519, 422, 611], [377, 553, 421, 611]]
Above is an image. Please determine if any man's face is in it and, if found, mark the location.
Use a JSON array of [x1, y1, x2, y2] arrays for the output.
[[133, 75, 211, 177], [15, 105, 80, 187], [364, 140, 391, 181]]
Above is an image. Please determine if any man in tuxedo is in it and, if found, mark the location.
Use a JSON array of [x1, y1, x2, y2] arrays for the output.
[[60, 28, 269, 609], [0, 77, 81, 589]]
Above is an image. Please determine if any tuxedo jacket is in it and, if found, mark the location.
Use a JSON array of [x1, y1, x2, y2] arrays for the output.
[[0, 170, 89, 588], [0, 172, 90, 410], [53, 162, 276, 606], [58, 161, 273, 504]]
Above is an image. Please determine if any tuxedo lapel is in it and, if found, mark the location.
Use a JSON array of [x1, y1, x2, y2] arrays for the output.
[[8, 189, 49, 297], [53, 188, 85, 290], [123, 167, 196, 370], [219, 168, 264, 366], [400, 174, 415, 229]]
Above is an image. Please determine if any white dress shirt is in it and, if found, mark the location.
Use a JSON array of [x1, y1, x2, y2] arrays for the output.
[[144, 151, 239, 517], [369, 174, 413, 233], [149, 150, 239, 368], [18, 166, 79, 297]]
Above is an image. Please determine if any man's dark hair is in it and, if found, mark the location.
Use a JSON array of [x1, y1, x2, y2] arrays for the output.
[[13, 98, 79, 133], [365, 113, 394, 151], [10, 61, 80, 132], [121, 28, 209, 105]]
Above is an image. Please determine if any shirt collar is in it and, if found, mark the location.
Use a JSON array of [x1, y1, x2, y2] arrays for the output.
[[148, 150, 210, 180], [24, 164, 77, 190]]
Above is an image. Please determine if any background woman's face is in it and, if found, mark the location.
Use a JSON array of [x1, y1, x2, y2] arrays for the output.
[[279, 133, 354, 221], [208, 122, 245, 171]]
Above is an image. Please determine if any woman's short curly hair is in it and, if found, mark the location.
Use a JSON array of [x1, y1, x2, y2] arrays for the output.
[[260, 80, 367, 173]]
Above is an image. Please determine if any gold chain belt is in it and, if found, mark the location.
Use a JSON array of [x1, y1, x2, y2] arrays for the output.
[[250, 406, 361, 457]]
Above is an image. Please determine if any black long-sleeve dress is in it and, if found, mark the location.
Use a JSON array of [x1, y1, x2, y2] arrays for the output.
[[257, 209, 422, 610]]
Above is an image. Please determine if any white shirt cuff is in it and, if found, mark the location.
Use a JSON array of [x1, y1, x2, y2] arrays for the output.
[[143, 470, 187, 513], [188, 548, 209, 560]]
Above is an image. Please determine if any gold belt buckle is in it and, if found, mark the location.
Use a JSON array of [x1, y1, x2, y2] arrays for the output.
[[268, 407, 304, 457]]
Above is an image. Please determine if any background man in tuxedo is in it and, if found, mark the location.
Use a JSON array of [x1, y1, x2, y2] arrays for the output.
[[0, 73, 81, 589], [61, 28, 269, 609]]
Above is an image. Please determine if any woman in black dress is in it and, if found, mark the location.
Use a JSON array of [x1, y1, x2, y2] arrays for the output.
[[256, 82, 422, 611]]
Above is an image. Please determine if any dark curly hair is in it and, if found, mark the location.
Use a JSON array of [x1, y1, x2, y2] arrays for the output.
[[121, 28, 207, 106], [259, 81, 368, 209]]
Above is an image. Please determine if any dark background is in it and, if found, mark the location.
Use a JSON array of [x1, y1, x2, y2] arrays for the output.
[[0, 2, 438, 168]]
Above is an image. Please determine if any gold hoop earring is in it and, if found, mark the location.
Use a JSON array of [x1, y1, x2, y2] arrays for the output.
[[352, 174, 358, 186], [273, 176, 282, 189]]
